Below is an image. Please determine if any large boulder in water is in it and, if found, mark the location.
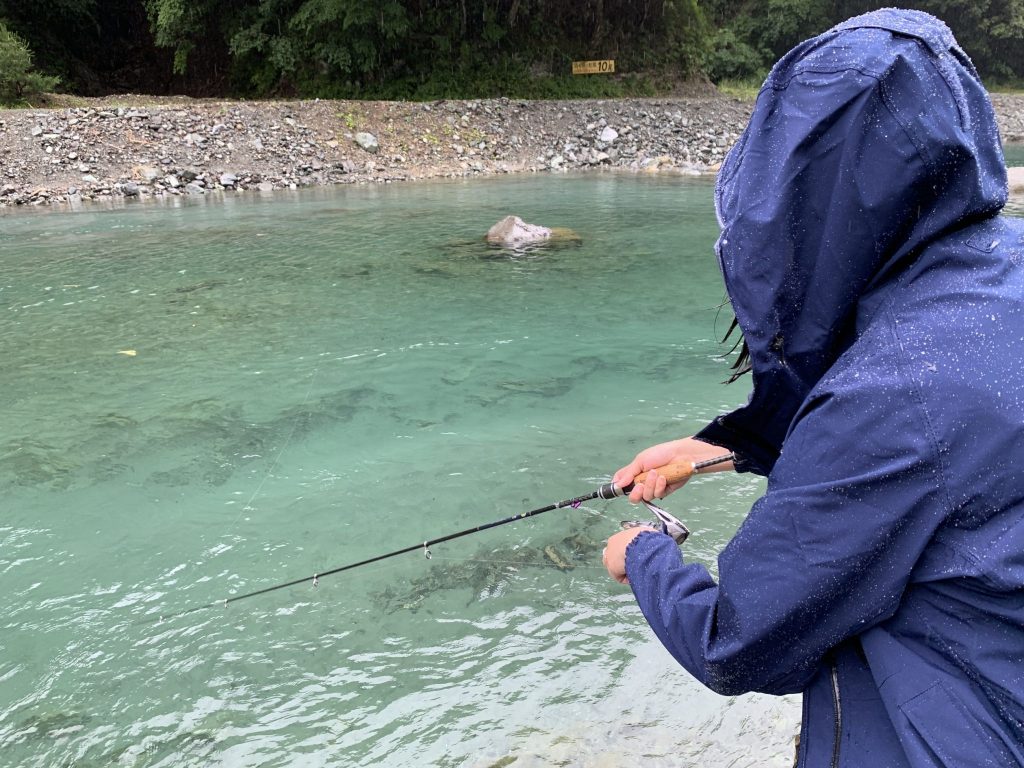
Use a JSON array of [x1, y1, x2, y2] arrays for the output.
[[487, 215, 552, 245]]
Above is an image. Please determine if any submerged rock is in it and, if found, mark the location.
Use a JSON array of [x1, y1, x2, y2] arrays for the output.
[[484, 216, 582, 249]]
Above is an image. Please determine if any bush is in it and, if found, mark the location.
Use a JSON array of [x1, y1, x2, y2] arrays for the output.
[[0, 21, 59, 105], [702, 28, 766, 82]]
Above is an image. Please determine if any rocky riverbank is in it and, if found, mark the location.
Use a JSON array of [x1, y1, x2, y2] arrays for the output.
[[1, 93, 1022, 207]]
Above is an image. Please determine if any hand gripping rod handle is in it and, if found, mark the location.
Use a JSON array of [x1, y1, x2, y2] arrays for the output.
[[596, 453, 735, 499]]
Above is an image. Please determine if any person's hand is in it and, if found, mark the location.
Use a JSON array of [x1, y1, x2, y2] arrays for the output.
[[612, 437, 734, 503], [602, 527, 654, 584]]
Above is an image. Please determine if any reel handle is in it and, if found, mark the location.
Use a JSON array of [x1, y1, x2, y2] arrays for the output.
[[621, 501, 690, 545]]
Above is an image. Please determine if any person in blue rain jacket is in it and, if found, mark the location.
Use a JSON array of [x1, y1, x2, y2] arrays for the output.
[[602, 9, 1024, 767]]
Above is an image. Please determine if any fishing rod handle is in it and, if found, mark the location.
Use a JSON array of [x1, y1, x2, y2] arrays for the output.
[[597, 461, 693, 498], [597, 453, 735, 499]]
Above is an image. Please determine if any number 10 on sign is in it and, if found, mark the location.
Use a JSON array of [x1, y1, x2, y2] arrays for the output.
[[572, 60, 615, 75]]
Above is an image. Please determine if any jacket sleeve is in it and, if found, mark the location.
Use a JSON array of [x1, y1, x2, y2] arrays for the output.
[[694, 413, 778, 476], [626, 338, 950, 696]]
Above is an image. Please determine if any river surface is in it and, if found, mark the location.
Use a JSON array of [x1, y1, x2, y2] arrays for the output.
[[2, 162, 1021, 768], [1005, 142, 1024, 167]]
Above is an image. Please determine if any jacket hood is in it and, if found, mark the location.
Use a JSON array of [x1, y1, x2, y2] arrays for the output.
[[698, 8, 1008, 474]]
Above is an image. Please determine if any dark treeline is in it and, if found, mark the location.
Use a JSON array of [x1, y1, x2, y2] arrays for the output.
[[0, 0, 1022, 102]]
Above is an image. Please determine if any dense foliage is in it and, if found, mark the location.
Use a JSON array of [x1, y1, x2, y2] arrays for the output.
[[139, 0, 711, 98], [704, 0, 1024, 84], [0, 0, 1020, 99]]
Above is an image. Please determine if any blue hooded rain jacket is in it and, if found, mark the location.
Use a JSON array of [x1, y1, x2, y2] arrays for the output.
[[624, 9, 1024, 767]]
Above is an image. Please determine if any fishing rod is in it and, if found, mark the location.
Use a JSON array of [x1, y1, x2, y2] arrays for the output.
[[155, 453, 734, 622]]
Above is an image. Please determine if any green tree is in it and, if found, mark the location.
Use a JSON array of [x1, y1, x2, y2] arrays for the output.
[[705, 0, 1024, 84], [228, 0, 413, 93], [699, 0, 831, 83], [0, 21, 60, 104], [141, 0, 713, 97], [143, 0, 243, 75], [0, 0, 96, 84], [834, 0, 1024, 81], [0, 0, 1021, 98]]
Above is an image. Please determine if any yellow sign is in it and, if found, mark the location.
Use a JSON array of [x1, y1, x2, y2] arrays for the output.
[[572, 59, 615, 75]]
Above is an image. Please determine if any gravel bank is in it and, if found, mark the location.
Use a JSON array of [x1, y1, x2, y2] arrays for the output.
[[0, 94, 1022, 207]]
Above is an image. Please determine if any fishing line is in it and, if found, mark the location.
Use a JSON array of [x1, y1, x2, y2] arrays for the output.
[[150, 453, 734, 624]]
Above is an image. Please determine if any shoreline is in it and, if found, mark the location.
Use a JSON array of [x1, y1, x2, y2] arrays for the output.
[[1, 94, 1022, 208]]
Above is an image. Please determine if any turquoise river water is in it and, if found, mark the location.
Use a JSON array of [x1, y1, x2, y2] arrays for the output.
[[2, 162, 1020, 767]]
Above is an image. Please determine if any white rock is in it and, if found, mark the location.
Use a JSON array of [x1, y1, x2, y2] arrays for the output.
[[486, 215, 551, 244], [1009, 166, 1024, 195]]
